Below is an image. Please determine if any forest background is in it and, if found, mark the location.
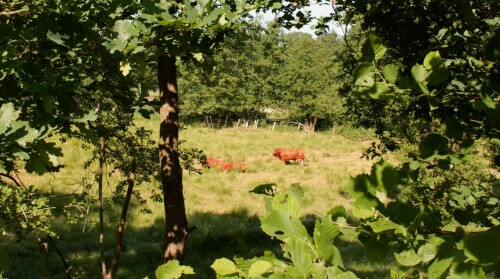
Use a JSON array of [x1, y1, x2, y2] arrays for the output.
[[0, 0, 499, 278]]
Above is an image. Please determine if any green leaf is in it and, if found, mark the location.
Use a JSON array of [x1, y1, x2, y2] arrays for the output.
[[0, 103, 16, 134], [46, 30, 67, 46], [428, 240, 454, 279], [155, 260, 195, 279], [463, 229, 500, 264], [410, 64, 429, 94], [248, 260, 272, 277], [447, 262, 486, 279], [362, 34, 387, 61], [260, 208, 309, 241], [366, 218, 402, 233], [423, 51, 443, 69], [373, 159, 399, 193], [417, 237, 444, 263], [419, 133, 449, 160], [284, 238, 314, 277], [326, 266, 359, 279], [211, 258, 239, 276], [423, 52, 449, 86], [383, 64, 399, 84], [328, 206, 347, 220], [313, 217, 340, 262], [479, 91, 497, 109], [394, 249, 421, 267], [353, 62, 376, 86]]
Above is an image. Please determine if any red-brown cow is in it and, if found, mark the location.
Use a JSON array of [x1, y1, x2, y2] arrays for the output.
[[220, 162, 246, 172], [204, 157, 222, 168], [272, 148, 305, 165], [205, 157, 246, 172]]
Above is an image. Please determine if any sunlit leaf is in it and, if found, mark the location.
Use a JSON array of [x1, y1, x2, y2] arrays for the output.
[[382, 64, 399, 84], [156, 260, 195, 279], [248, 260, 272, 277], [46, 30, 67, 46], [211, 258, 238, 276], [353, 62, 376, 86], [394, 249, 421, 266]]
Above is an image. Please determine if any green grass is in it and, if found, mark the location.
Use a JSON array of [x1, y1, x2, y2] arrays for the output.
[[1, 121, 388, 278]]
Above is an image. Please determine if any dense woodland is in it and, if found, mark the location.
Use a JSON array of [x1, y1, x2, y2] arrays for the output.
[[1, 0, 499, 278]]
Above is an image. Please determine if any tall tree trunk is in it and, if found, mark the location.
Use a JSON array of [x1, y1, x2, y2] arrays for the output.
[[158, 54, 189, 263]]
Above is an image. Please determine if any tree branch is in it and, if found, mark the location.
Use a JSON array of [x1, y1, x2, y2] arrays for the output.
[[98, 137, 108, 279], [0, 173, 21, 187], [0, 8, 28, 15], [108, 159, 136, 278]]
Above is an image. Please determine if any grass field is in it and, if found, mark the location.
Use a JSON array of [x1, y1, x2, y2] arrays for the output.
[[2, 119, 400, 278]]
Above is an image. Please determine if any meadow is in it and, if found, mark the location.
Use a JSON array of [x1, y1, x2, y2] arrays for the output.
[[3, 119, 400, 278]]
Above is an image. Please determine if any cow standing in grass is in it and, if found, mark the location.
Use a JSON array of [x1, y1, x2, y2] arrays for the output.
[[272, 148, 305, 165], [204, 157, 246, 172]]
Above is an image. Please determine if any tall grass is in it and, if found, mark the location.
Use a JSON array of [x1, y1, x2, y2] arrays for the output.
[[2, 120, 386, 278]]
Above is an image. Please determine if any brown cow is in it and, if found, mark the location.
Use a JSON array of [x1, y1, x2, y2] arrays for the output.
[[205, 157, 222, 168], [272, 148, 305, 165], [220, 162, 246, 172], [204, 157, 246, 172]]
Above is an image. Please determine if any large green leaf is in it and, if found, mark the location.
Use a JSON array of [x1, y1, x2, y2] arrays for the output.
[[155, 260, 195, 279], [383, 64, 400, 84], [353, 62, 376, 86], [362, 34, 387, 61], [423, 51, 449, 86], [211, 258, 239, 276], [419, 133, 449, 160], [313, 216, 340, 263], [283, 238, 314, 277], [366, 218, 403, 234], [248, 260, 272, 277], [394, 249, 421, 267], [260, 208, 309, 241], [372, 159, 400, 194], [428, 239, 454, 279], [417, 236, 445, 263], [447, 262, 486, 279], [463, 229, 500, 264], [410, 64, 429, 94]]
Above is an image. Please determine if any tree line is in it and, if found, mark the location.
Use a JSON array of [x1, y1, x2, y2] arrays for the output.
[[177, 22, 346, 132]]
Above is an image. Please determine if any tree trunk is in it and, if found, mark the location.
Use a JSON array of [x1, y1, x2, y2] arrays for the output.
[[158, 54, 189, 263]]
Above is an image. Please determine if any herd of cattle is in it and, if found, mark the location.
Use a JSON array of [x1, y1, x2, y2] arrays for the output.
[[203, 147, 306, 172]]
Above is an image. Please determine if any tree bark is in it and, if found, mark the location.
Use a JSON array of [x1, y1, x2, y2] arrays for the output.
[[158, 54, 189, 263]]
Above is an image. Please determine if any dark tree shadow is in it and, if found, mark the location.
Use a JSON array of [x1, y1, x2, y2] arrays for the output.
[[2, 200, 393, 278]]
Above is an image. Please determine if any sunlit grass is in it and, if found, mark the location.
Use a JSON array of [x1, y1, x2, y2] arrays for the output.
[[3, 121, 385, 278]]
